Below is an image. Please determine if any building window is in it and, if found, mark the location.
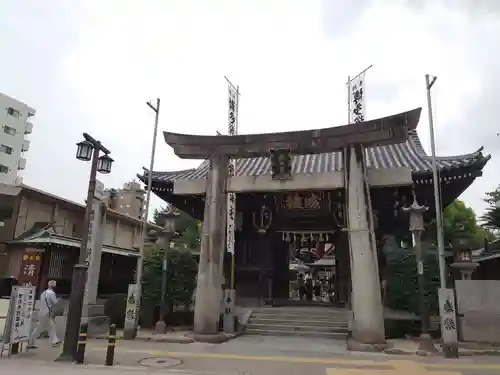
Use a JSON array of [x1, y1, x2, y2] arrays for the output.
[[0, 144, 13, 155], [3, 125, 16, 136], [0, 165, 8, 173], [7, 107, 20, 118]]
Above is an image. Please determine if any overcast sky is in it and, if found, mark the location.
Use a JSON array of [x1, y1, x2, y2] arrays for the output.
[[2, 0, 499, 216]]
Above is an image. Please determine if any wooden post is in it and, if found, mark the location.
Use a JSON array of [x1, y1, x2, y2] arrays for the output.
[[193, 154, 229, 335]]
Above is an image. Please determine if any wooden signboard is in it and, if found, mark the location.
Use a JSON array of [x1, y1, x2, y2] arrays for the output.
[[17, 251, 43, 287]]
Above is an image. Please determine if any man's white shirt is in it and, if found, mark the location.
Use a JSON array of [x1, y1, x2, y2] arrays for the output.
[[39, 288, 57, 316]]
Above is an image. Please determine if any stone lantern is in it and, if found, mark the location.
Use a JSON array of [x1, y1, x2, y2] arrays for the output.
[[450, 241, 478, 280], [154, 206, 178, 334], [402, 191, 437, 354]]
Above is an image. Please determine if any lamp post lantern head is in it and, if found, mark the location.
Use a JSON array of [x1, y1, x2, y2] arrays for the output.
[[97, 154, 114, 174], [76, 140, 94, 161], [402, 191, 429, 233]]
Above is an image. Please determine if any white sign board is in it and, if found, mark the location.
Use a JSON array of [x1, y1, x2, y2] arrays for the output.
[[83, 202, 106, 310], [438, 288, 458, 345], [9, 286, 36, 344], [84, 201, 101, 267], [94, 180, 106, 200]]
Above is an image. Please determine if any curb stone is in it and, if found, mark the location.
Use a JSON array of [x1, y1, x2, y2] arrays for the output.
[[92, 334, 195, 344], [382, 348, 500, 357]]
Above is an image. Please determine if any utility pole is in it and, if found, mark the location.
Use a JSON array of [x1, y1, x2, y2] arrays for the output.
[[425, 75, 446, 288], [124, 98, 160, 340], [426, 74, 459, 359]]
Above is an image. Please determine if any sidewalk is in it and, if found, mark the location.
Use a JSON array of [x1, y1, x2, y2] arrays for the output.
[[93, 328, 195, 343], [385, 338, 500, 356]]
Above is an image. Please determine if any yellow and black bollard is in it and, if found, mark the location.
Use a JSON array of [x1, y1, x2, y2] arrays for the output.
[[75, 322, 88, 364], [105, 324, 116, 366]]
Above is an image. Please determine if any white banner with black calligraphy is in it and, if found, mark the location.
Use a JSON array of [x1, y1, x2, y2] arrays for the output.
[[349, 74, 365, 124], [226, 83, 238, 255]]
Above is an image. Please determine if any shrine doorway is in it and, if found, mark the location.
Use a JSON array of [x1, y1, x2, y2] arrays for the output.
[[271, 231, 342, 307]]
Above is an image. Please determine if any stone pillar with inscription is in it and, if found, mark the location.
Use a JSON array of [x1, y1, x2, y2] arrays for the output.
[[344, 145, 386, 350], [193, 155, 229, 335]]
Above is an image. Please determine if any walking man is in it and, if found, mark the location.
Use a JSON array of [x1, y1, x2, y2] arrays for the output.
[[27, 280, 61, 348]]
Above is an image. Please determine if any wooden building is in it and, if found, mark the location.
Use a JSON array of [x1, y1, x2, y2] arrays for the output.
[[140, 107, 489, 345], [0, 183, 160, 297]]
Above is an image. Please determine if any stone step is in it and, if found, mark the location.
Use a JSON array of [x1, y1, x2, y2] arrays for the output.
[[256, 307, 347, 315], [245, 327, 348, 339], [249, 317, 348, 328], [247, 322, 349, 333], [251, 312, 348, 322]]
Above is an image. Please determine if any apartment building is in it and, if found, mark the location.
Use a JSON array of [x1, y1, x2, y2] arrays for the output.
[[104, 181, 145, 220], [0, 93, 35, 185]]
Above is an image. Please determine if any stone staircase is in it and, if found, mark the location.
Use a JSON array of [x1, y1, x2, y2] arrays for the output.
[[245, 306, 349, 339]]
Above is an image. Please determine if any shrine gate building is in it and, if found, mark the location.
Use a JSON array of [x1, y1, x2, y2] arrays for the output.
[[140, 107, 490, 347]]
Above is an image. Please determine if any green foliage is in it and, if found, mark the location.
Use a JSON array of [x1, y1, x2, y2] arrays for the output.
[[142, 247, 198, 311], [153, 206, 201, 250], [424, 199, 487, 248], [384, 247, 440, 316], [480, 186, 500, 234]]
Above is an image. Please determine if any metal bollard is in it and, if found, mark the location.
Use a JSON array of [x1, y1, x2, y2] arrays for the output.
[[105, 324, 116, 366], [75, 322, 88, 364]]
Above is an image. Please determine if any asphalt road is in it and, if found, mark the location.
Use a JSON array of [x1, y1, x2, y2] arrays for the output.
[[3, 335, 500, 375]]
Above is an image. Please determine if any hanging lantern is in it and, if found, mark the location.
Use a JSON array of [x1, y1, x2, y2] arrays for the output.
[[269, 148, 292, 180], [252, 205, 272, 233], [76, 140, 93, 161], [97, 154, 114, 174]]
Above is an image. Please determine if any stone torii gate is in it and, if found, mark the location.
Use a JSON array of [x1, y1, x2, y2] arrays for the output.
[[163, 107, 422, 348]]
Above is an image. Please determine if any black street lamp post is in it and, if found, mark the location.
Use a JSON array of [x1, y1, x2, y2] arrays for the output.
[[57, 133, 113, 362]]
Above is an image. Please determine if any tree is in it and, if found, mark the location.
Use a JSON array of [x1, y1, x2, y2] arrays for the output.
[[480, 186, 500, 234], [142, 247, 198, 311], [385, 246, 440, 316], [424, 199, 486, 248]]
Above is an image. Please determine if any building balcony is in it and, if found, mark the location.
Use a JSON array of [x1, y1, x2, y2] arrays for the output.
[[21, 140, 30, 152], [25, 122, 33, 134], [18, 158, 26, 170]]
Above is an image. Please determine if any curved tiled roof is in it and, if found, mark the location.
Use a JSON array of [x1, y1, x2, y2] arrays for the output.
[[150, 130, 490, 183]]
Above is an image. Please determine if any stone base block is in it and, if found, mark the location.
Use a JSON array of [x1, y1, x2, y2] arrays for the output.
[[87, 315, 110, 337], [416, 334, 438, 356], [189, 332, 235, 343], [347, 337, 387, 352], [154, 320, 167, 334]]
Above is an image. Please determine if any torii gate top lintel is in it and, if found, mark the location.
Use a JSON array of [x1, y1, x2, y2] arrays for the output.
[[164, 107, 421, 160]]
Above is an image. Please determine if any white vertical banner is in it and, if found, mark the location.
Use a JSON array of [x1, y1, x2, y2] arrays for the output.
[[82, 200, 101, 318], [226, 83, 238, 255], [349, 74, 366, 124]]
